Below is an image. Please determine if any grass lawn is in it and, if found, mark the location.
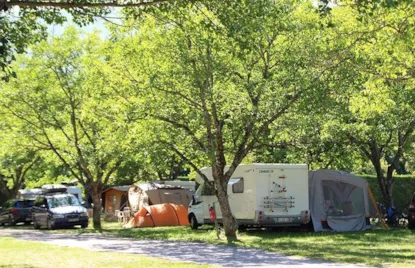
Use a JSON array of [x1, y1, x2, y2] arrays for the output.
[[0, 236, 212, 268], [52, 222, 415, 268]]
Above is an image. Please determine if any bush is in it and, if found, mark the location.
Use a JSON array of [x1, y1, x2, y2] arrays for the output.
[[360, 174, 415, 211]]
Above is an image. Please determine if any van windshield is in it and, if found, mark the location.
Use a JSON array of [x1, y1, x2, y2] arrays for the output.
[[48, 195, 80, 208]]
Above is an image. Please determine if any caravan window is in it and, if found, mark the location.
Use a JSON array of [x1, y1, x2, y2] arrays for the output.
[[229, 177, 244, 193]]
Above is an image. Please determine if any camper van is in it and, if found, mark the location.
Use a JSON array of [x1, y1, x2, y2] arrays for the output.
[[66, 186, 83, 203], [188, 163, 310, 229], [16, 188, 43, 200]]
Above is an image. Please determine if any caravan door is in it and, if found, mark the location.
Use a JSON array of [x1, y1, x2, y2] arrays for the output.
[[201, 183, 222, 222]]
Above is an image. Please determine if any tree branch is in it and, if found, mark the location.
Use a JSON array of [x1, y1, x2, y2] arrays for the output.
[[5, 0, 168, 9], [103, 160, 122, 185], [169, 143, 213, 188], [155, 115, 207, 152]]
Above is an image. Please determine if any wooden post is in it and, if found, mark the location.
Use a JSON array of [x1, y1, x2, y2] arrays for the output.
[[368, 186, 388, 229]]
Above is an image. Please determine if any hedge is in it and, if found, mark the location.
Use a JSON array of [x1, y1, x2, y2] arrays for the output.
[[360, 174, 415, 211]]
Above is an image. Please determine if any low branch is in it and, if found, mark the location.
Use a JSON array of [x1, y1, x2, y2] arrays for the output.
[[42, 128, 83, 183], [78, 119, 96, 152], [155, 115, 207, 152], [169, 143, 213, 188], [103, 160, 122, 185], [4, 0, 168, 9]]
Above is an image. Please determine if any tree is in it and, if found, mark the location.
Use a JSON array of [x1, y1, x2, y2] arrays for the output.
[[321, 2, 415, 207], [0, 150, 39, 204], [0, 27, 138, 228], [0, 111, 41, 203], [2, 0, 167, 9], [0, 0, 172, 78], [254, 111, 364, 172], [108, 1, 336, 240]]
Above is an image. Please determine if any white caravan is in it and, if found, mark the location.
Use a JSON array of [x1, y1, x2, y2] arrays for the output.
[[67, 186, 83, 203], [188, 163, 310, 229]]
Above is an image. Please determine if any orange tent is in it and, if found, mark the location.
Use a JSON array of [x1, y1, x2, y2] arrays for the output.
[[125, 203, 189, 228]]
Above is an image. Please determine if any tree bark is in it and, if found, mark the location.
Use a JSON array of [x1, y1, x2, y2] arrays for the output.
[[385, 165, 395, 207], [90, 183, 103, 229], [371, 151, 396, 207], [0, 181, 12, 203], [370, 155, 388, 204], [215, 176, 237, 241]]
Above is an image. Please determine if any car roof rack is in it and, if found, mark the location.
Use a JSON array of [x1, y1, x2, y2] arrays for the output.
[[41, 184, 68, 194]]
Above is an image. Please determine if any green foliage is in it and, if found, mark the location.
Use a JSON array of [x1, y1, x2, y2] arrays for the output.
[[0, 4, 109, 79], [2, 0, 415, 231], [0, 27, 149, 228], [1, 28, 131, 185], [362, 174, 415, 210], [108, 1, 337, 239], [112, 1, 331, 169]]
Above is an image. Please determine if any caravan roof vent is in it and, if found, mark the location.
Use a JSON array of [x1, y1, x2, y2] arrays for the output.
[[41, 184, 68, 194]]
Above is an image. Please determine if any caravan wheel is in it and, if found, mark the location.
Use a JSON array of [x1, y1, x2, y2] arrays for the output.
[[189, 214, 199, 230]]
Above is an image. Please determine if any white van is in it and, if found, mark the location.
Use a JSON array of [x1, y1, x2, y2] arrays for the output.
[[188, 163, 310, 229]]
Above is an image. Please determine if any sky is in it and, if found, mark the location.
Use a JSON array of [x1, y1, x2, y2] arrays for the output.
[[47, 9, 123, 38]]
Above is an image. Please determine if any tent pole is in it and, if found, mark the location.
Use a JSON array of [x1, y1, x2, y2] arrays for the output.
[[367, 186, 388, 229]]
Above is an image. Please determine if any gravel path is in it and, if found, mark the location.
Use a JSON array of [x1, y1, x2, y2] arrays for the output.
[[0, 228, 371, 268]]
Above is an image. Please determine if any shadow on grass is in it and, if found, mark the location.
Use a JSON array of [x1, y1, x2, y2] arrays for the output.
[[237, 228, 415, 266], [103, 225, 216, 242], [6, 220, 413, 267]]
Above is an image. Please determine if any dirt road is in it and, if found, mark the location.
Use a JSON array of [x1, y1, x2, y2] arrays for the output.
[[0, 228, 370, 268]]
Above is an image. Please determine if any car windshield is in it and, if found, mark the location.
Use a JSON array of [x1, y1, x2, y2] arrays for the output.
[[47, 195, 80, 208]]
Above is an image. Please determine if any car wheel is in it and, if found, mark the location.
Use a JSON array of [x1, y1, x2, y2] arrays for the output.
[[33, 219, 40, 229], [238, 225, 247, 232], [189, 214, 199, 230], [81, 222, 88, 229], [47, 218, 55, 230], [8, 216, 15, 226]]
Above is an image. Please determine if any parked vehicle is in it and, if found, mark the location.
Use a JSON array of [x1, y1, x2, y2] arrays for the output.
[[16, 188, 43, 200], [0, 199, 35, 226], [408, 192, 415, 229], [32, 185, 88, 230], [188, 163, 310, 230], [18, 186, 84, 204]]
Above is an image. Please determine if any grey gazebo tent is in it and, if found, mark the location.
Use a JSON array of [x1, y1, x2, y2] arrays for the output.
[[309, 170, 374, 232]]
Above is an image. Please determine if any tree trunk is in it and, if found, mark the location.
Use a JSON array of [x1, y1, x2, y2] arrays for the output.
[[0, 184, 12, 204], [0, 172, 24, 203], [10, 167, 24, 199], [385, 165, 395, 207], [9, 183, 21, 200], [371, 151, 396, 208], [369, 151, 390, 207], [91, 183, 103, 229], [214, 176, 237, 242]]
